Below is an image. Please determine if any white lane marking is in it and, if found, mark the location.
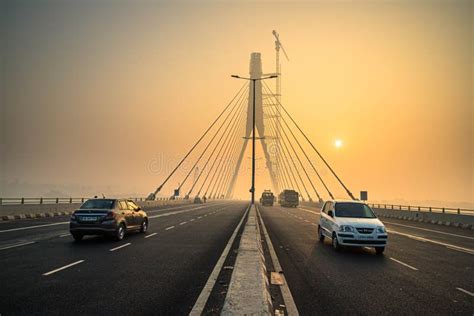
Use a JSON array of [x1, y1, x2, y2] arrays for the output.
[[109, 243, 131, 252], [311, 223, 317, 226], [198, 216, 202, 219], [0, 203, 227, 234], [59, 233, 70, 238], [180, 222, 187, 225], [190, 219, 195, 222], [43, 260, 84, 276], [190, 205, 250, 315], [390, 257, 418, 271], [304, 220, 310, 223], [0, 241, 36, 250], [148, 204, 223, 219], [145, 233, 157, 239], [456, 287, 474, 297], [383, 221, 474, 240], [297, 207, 321, 215], [446, 246, 474, 255], [388, 229, 474, 255], [257, 205, 300, 315], [0, 221, 68, 233], [165, 226, 175, 230]]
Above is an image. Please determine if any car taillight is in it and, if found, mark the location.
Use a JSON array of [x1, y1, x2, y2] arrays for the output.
[[103, 211, 116, 221]]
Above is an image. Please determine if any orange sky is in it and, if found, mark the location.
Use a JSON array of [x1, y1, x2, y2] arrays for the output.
[[1, 1, 472, 205]]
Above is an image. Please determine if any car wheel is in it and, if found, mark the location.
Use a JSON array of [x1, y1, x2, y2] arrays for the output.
[[115, 223, 126, 241], [318, 226, 325, 242], [140, 219, 148, 233], [375, 247, 385, 255], [72, 233, 83, 241], [332, 233, 341, 251]]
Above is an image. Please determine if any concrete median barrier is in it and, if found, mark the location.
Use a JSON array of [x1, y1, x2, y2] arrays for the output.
[[222, 204, 272, 315]]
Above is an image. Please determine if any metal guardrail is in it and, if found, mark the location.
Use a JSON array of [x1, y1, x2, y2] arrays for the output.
[[369, 203, 474, 216], [0, 197, 183, 205]]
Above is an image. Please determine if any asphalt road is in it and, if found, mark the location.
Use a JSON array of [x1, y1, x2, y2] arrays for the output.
[[259, 203, 474, 315], [0, 201, 248, 315], [1, 201, 473, 315]]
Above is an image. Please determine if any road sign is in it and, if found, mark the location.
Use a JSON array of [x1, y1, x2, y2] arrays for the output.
[[360, 191, 368, 201]]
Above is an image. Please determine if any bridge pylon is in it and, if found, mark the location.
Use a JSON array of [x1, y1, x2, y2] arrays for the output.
[[226, 53, 280, 198]]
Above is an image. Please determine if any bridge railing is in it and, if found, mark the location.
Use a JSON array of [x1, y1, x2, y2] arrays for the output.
[[0, 197, 183, 205], [369, 203, 474, 216]]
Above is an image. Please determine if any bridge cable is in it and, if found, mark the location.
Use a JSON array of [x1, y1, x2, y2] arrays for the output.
[[263, 99, 308, 201], [263, 81, 356, 200], [177, 85, 248, 196], [263, 83, 334, 200], [263, 97, 315, 201], [203, 96, 247, 198], [148, 83, 247, 199], [263, 84, 323, 201], [197, 96, 247, 197], [187, 91, 247, 197]]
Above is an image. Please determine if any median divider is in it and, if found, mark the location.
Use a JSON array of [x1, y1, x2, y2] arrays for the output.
[[221, 204, 272, 315]]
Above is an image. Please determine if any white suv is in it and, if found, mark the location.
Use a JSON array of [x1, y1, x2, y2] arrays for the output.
[[318, 200, 388, 254]]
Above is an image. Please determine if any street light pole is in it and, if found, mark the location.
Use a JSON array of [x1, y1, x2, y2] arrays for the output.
[[231, 74, 277, 205]]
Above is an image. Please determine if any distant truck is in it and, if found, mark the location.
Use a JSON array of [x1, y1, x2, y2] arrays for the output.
[[260, 190, 275, 206], [278, 190, 299, 207]]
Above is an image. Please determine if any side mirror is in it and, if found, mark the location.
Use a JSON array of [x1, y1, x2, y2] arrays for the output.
[[328, 210, 334, 218]]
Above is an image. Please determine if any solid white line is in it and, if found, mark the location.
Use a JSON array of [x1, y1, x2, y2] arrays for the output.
[[165, 226, 175, 230], [456, 287, 474, 297], [0, 221, 68, 233], [190, 205, 250, 316], [43, 260, 84, 276], [180, 222, 187, 225], [390, 257, 418, 271], [446, 246, 474, 255], [388, 229, 474, 255], [257, 205, 299, 316], [297, 207, 321, 215], [383, 221, 474, 240], [0, 241, 36, 250], [145, 233, 157, 239], [109, 243, 131, 252]]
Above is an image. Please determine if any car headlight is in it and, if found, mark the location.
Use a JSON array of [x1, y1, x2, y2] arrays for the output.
[[339, 225, 354, 232], [377, 226, 386, 233]]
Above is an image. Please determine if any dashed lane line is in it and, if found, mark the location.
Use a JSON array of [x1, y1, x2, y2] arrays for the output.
[[165, 226, 175, 231], [145, 233, 157, 239], [43, 260, 84, 276], [109, 243, 131, 252], [0, 222, 69, 233], [389, 257, 418, 271], [0, 241, 36, 251], [180, 222, 187, 225]]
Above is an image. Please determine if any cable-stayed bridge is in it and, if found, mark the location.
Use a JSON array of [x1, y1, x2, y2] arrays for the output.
[[1, 49, 473, 315]]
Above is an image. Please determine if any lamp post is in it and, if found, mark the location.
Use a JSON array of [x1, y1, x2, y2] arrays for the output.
[[231, 74, 277, 205]]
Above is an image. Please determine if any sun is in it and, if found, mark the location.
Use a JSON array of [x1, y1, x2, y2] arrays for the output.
[[334, 139, 343, 148]]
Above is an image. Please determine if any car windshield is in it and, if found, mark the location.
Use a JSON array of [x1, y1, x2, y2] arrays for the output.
[[80, 199, 115, 209], [335, 202, 376, 218]]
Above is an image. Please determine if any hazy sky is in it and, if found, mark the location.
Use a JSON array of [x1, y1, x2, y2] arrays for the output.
[[1, 0, 472, 205]]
